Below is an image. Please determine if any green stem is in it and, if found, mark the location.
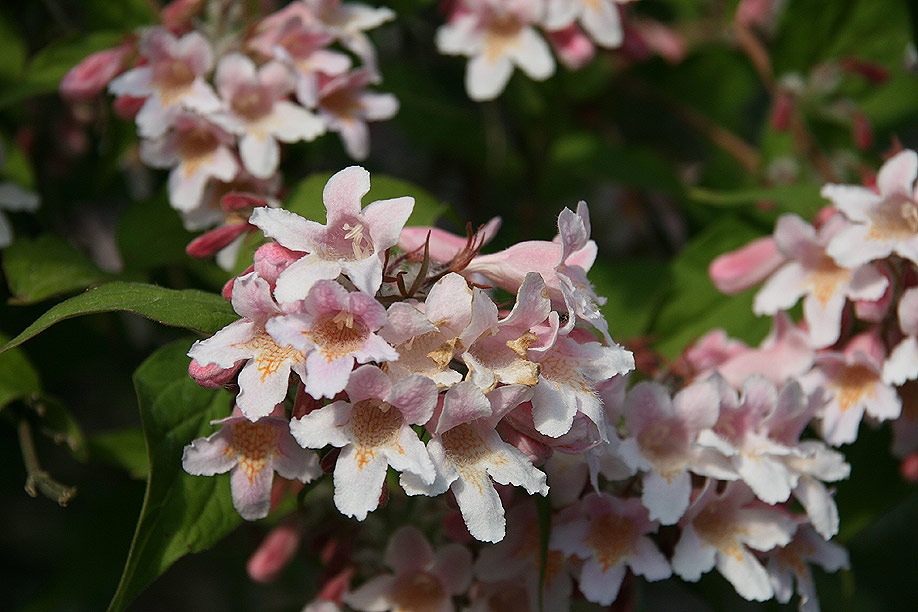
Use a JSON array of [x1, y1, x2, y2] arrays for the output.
[[17, 417, 77, 507]]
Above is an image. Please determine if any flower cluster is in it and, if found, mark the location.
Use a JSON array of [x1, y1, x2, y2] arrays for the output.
[[181, 165, 853, 611], [436, 0, 636, 100], [60, 0, 397, 267]]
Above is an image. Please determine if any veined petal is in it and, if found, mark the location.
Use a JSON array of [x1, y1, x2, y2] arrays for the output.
[[384, 426, 436, 484], [230, 461, 274, 520], [333, 444, 388, 520], [290, 401, 353, 449], [452, 470, 506, 543], [182, 429, 235, 475], [187, 319, 257, 368]]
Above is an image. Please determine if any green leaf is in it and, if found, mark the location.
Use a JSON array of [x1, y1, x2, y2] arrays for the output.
[[0, 14, 27, 84], [107, 340, 238, 612], [116, 193, 194, 272], [590, 257, 669, 341], [3, 234, 117, 304], [688, 183, 823, 219], [650, 217, 771, 358], [285, 171, 447, 227], [0, 30, 126, 109], [0, 333, 41, 411], [1, 282, 236, 353], [90, 428, 149, 480]]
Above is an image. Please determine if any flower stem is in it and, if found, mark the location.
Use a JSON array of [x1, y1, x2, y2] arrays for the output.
[[17, 417, 77, 507]]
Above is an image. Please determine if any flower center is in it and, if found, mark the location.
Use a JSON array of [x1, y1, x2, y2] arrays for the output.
[[319, 216, 375, 261], [587, 513, 637, 572], [829, 363, 876, 413], [153, 58, 196, 91], [247, 330, 305, 382], [693, 507, 746, 561], [483, 13, 523, 63], [177, 125, 220, 159], [868, 196, 918, 239], [230, 421, 278, 482], [389, 571, 445, 612], [806, 254, 850, 307], [320, 87, 363, 118], [231, 85, 272, 121], [309, 311, 367, 360], [441, 423, 490, 467]]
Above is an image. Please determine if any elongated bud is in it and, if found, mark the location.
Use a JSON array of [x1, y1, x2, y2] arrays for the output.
[[545, 25, 596, 70], [841, 57, 889, 84], [186, 223, 249, 258], [247, 521, 302, 583], [61, 43, 133, 102], [709, 236, 784, 294], [221, 192, 268, 212], [901, 453, 918, 482], [254, 243, 301, 286], [852, 111, 874, 151], [770, 90, 794, 131]]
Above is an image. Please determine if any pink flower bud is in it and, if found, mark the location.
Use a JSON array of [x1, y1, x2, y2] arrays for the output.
[[852, 111, 874, 151], [770, 90, 794, 131], [317, 568, 354, 603], [186, 223, 250, 259], [246, 521, 302, 583], [221, 192, 268, 212], [161, 0, 207, 33], [736, 0, 781, 30], [188, 358, 243, 388], [221, 267, 253, 301], [113, 94, 146, 121], [60, 43, 133, 102], [841, 58, 889, 85], [254, 242, 301, 286], [632, 19, 686, 64], [900, 452, 918, 482], [708, 236, 784, 294], [545, 25, 596, 70]]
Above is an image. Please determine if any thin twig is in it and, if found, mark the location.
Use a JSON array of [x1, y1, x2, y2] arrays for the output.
[[17, 418, 77, 507]]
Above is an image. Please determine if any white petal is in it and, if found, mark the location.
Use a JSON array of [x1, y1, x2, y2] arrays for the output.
[[333, 444, 388, 520]]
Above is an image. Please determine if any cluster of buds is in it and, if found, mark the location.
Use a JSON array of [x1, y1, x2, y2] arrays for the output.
[[436, 0, 637, 101], [60, 0, 398, 267], [181, 165, 852, 611]]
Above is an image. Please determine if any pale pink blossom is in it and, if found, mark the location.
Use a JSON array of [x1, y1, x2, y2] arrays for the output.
[[266, 279, 397, 399], [474, 503, 573, 612], [544, 25, 595, 70], [800, 332, 901, 446], [108, 27, 221, 138], [754, 213, 888, 348], [289, 365, 436, 519], [551, 493, 671, 606], [382, 272, 496, 388], [316, 69, 399, 160], [264, 20, 351, 108], [401, 382, 547, 542], [672, 482, 798, 602], [212, 53, 325, 179], [824, 149, 918, 267], [139, 113, 239, 212], [543, 0, 629, 49], [344, 526, 472, 612], [251, 166, 414, 299], [305, 0, 396, 79], [618, 379, 725, 525], [247, 520, 301, 582], [182, 408, 320, 520], [187, 272, 308, 420], [436, 0, 555, 101], [764, 524, 849, 612]]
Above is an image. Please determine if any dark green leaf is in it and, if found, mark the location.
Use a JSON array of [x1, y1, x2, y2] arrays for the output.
[[0, 333, 41, 411], [116, 193, 195, 272], [1, 282, 236, 353], [590, 258, 669, 341], [107, 340, 238, 611], [90, 428, 149, 480], [0, 14, 26, 84], [3, 234, 117, 304]]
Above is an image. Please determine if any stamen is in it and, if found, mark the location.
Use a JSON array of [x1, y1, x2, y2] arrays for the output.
[[332, 310, 355, 329], [901, 201, 918, 232], [343, 222, 373, 259]]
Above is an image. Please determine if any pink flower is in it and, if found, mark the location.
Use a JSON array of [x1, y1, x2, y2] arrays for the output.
[[754, 213, 887, 348], [316, 69, 399, 160], [108, 27, 221, 138], [824, 149, 918, 267], [344, 526, 472, 612], [764, 524, 849, 612], [182, 409, 320, 520], [289, 365, 436, 519], [251, 166, 414, 299], [212, 53, 325, 178], [436, 0, 555, 101], [551, 493, 671, 606], [543, 0, 629, 49], [266, 279, 397, 399]]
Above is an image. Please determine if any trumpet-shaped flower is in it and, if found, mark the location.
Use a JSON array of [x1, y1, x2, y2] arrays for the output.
[[401, 382, 547, 542], [266, 279, 397, 399], [212, 53, 325, 179], [250, 166, 414, 298], [764, 524, 849, 612], [289, 365, 436, 520], [543, 0, 629, 49], [108, 27, 221, 138], [672, 481, 798, 602], [551, 493, 671, 606], [316, 69, 399, 161], [825, 149, 918, 267], [187, 272, 308, 420], [344, 525, 472, 612], [436, 0, 555, 101], [754, 213, 888, 348], [182, 408, 320, 520]]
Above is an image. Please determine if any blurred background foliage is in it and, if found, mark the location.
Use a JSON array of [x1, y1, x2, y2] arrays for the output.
[[1, 0, 917, 610]]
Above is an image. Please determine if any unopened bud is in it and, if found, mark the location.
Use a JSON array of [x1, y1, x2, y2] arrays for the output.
[[186, 223, 250, 258], [221, 192, 268, 212], [545, 25, 595, 70], [61, 43, 133, 102], [188, 358, 242, 389], [770, 90, 794, 131], [255, 242, 301, 285], [852, 112, 873, 151], [246, 521, 301, 583]]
